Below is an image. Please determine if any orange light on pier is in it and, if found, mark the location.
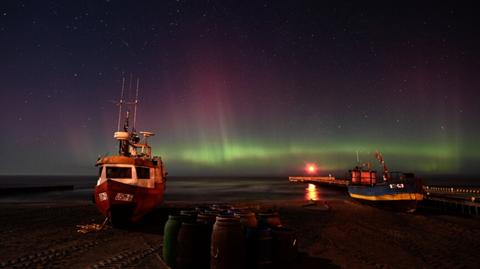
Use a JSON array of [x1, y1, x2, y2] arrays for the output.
[[305, 183, 319, 201]]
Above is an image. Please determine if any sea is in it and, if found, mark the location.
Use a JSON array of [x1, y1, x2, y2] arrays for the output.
[[0, 175, 478, 204], [0, 176, 346, 204]]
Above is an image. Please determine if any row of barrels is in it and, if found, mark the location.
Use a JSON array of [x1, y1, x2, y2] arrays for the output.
[[162, 205, 298, 269]]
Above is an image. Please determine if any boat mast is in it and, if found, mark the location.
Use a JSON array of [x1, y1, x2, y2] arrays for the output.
[[133, 78, 139, 132], [375, 151, 389, 180], [117, 77, 125, 132], [114, 77, 132, 156], [113, 76, 147, 157]]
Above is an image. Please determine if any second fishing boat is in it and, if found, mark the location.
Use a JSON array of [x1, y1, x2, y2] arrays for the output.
[[347, 151, 424, 212]]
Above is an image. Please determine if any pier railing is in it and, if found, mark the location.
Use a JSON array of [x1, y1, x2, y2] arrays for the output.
[[423, 185, 480, 199]]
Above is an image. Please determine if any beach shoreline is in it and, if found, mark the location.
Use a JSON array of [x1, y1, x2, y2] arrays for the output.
[[1, 197, 480, 268]]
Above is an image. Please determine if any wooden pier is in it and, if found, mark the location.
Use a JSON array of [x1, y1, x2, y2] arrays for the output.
[[288, 176, 348, 188], [421, 185, 480, 217]]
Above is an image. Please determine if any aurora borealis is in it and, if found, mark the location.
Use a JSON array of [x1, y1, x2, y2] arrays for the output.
[[1, 1, 479, 177]]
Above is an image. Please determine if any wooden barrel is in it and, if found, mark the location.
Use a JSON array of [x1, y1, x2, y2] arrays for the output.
[[180, 210, 198, 222], [195, 206, 210, 213], [257, 212, 281, 228], [163, 215, 191, 268], [246, 228, 273, 269], [210, 204, 232, 215], [197, 212, 218, 225], [176, 222, 210, 269], [230, 205, 250, 212], [204, 209, 223, 216], [211, 217, 246, 269], [216, 215, 240, 221], [234, 211, 257, 228], [272, 227, 298, 267]]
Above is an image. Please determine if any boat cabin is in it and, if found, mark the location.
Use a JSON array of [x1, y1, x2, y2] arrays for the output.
[[96, 156, 165, 188], [350, 166, 377, 185]]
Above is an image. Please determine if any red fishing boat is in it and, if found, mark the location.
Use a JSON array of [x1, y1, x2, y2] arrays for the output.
[[94, 78, 167, 226]]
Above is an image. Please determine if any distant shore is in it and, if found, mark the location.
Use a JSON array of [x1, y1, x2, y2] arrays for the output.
[[1, 198, 480, 268]]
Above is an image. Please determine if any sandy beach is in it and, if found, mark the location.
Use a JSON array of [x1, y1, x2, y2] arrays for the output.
[[1, 198, 479, 269]]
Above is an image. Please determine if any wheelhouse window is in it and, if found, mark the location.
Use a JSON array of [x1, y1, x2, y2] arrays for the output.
[[136, 167, 150, 179], [98, 167, 103, 177], [106, 167, 132, 179]]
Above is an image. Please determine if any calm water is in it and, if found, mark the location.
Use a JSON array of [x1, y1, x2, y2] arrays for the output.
[[0, 175, 478, 204], [0, 176, 346, 204]]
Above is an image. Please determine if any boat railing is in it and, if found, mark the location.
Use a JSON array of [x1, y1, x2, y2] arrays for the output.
[[132, 143, 152, 158]]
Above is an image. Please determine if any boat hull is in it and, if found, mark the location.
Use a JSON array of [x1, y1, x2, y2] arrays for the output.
[[94, 179, 165, 224], [348, 181, 423, 212]]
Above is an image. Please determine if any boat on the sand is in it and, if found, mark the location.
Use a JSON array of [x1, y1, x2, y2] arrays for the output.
[[347, 152, 424, 212], [94, 78, 167, 225]]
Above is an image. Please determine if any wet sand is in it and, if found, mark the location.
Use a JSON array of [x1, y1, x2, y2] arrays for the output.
[[1, 199, 479, 268]]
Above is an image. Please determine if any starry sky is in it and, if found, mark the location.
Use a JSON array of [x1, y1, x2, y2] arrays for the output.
[[1, 1, 479, 177]]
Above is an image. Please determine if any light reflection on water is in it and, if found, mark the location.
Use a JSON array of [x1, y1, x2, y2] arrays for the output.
[[305, 183, 319, 201]]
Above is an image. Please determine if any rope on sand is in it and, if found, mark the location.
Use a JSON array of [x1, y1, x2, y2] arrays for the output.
[[76, 217, 109, 233], [302, 200, 330, 211]]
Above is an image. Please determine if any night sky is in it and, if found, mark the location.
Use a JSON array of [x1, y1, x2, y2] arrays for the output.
[[1, 1, 479, 177]]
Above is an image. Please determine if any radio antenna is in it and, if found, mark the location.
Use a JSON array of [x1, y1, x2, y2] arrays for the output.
[[116, 77, 125, 131], [133, 78, 140, 131]]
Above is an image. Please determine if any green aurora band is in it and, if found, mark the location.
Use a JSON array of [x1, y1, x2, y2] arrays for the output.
[[154, 138, 478, 176]]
